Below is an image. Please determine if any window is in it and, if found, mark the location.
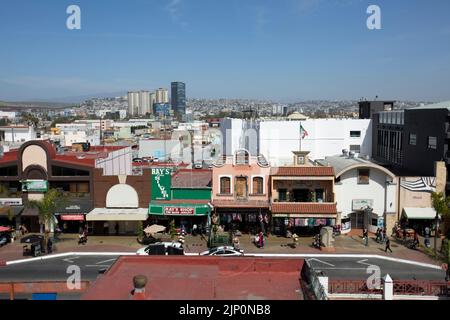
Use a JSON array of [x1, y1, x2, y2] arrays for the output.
[[235, 150, 249, 165], [0, 165, 18, 176], [278, 189, 287, 201], [315, 189, 324, 202], [350, 145, 361, 153], [252, 177, 264, 195], [358, 169, 370, 184], [350, 131, 361, 138], [409, 133, 417, 146], [296, 156, 305, 165], [219, 177, 231, 194], [428, 136, 437, 149], [52, 166, 89, 176]]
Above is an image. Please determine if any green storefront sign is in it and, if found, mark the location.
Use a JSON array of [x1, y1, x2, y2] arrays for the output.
[[149, 203, 210, 216], [21, 180, 49, 192], [151, 168, 172, 200]]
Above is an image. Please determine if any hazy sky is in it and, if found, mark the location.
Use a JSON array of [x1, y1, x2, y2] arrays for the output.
[[1, 0, 450, 102]]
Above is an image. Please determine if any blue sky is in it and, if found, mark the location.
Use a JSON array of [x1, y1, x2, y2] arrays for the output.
[[0, 0, 450, 102]]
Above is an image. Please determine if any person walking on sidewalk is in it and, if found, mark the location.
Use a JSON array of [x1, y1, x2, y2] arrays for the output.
[[385, 237, 393, 253], [363, 228, 369, 246], [375, 228, 381, 243]]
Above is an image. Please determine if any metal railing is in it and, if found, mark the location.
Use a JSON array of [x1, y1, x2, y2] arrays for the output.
[[329, 280, 382, 295], [393, 280, 449, 296]]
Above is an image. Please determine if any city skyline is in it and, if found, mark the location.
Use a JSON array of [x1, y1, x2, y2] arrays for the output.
[[1, 0, 450, 102]]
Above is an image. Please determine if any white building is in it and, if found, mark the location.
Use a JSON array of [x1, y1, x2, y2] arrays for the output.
[[318, 154, 397, 234], [0, 111, 16, 120], [127, 91, 140, 116], [139, 91, 151, 115], [220, 118, 372, 166], [0, 126, 37, 143], [155, 88, 169, 104]]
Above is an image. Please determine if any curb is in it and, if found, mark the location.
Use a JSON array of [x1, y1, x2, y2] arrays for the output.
[[4, 252, 442, 270]]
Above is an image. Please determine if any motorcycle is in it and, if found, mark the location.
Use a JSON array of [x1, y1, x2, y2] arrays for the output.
[[312, 234, 321, 249]]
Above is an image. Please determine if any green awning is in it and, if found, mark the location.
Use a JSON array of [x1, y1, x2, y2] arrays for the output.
[[149, 203, 211, 216]]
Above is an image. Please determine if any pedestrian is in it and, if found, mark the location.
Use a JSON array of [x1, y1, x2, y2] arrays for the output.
[[63, 222, 68, 233], [258, 231, 264, 249], [233, 236, 240, 250], [363, 228, 368, 246], [115, 223, 119, 236], [385, 237, 392, 253], [382, 228, 387, 243], [192, 223, 198, 236], [47, 237, 53, 254], [375, 228, 381, 242], [103, 221, 109, 235], [403, 228, 407, 243]]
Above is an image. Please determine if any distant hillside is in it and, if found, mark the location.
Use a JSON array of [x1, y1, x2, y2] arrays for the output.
[[0, 100, 75, 109]]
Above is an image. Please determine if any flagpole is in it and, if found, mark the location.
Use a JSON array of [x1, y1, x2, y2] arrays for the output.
[[299, 121, 302, 152]]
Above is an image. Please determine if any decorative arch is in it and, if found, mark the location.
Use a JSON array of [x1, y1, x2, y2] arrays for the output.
[[106, 184, 139, 208], [22, 165, 48, 180]]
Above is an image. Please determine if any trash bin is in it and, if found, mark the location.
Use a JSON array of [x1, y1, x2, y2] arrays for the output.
[[31, 243, 42, 257]]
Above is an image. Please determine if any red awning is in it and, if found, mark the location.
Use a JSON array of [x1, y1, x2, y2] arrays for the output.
[[60, 214, 85, 221], [0, 226, 11, 232]]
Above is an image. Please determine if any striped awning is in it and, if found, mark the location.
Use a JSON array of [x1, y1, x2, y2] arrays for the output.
[[86, 208, 148, 221]]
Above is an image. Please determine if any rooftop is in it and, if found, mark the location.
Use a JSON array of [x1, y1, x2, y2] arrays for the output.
[[409, 101, 450, 111], [171, 169, 212, 188], [270, 166, 334, 177], [82, 256, 304, 300], [317, 155, 395, 178]]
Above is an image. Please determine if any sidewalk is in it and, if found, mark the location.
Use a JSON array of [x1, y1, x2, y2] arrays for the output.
[[0, 232, 443, 267]]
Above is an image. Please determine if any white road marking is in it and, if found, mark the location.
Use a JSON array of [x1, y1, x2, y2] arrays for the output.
[[313, 267, 367, 270], [356, 259, 373, 266], [85, 265, 110, 268], [307, 258, 335, 267], [63, 256, 80, 263], [95, 258, 116, 265]]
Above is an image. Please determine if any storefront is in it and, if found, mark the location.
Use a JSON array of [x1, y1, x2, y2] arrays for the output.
[[271, 203, 337, 236], [0, 198, 24, 229], [148, 202, 211, 233], [87, 183, 148, 235], [54, 199, 92, 233], [401, 207, 439, 236], [148, 168, 213, 234], [212, 201, 271, 234]]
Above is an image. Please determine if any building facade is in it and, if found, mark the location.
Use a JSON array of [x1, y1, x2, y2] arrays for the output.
[[171, 82, 186, 117]]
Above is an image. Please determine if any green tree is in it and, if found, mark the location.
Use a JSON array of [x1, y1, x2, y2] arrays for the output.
[[27, 189, 66, 245], [431, 191, 450, 255]]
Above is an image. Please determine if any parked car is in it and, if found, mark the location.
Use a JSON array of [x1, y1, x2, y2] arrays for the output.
[[194, 161, 203, 169], [136, 242, 183, 255], [199, 246, 244, 256]]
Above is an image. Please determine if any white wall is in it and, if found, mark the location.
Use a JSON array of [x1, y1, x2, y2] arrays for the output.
[[96, 147, 132, 176], [1, 126, 36, 142], [259, 119, 372, 166]]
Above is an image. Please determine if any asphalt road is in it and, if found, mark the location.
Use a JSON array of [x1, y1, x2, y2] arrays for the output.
[[0, 255, 120, 282], [305, 257, 446, 281], [0, 254, 446, 283]]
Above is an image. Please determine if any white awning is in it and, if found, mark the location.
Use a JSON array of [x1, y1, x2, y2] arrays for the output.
[[86, 208, 148, 221], [402, 207, 438, 220]]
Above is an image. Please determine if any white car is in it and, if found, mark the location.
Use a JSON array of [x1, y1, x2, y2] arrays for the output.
[[136, 242, 183, 255], [199, 246, 244, 256]]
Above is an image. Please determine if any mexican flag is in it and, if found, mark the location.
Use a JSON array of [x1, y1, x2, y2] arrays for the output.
[[300, 123, 309, 139]]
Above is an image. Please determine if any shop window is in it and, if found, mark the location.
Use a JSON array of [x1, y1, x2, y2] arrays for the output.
[[278, 189, 287, 201], [428, 136, 437, 149], [220, 177, 231, 194], [358, 169, 370, 184], [252, 177, 264, 195]]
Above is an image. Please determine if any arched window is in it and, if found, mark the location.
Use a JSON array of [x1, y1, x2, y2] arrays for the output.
[[235, 150, 249, 165], [252, 177, 264, 195], [220, 177, 231, 194]]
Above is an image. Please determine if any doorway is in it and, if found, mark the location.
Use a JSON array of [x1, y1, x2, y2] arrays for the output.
[[350, 211, 364, 229]]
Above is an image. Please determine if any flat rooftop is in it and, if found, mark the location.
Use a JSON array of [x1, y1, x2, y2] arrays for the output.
[[82, 256, 304, 300]]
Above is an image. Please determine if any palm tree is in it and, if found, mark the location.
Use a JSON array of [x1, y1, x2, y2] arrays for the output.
[[27, 189, 66, 246], [431, 192, 450, 255]]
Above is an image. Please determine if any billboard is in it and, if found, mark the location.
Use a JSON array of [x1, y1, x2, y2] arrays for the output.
[[22, 180, 49, 192], [151, 168, 172, 200]]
